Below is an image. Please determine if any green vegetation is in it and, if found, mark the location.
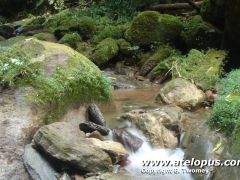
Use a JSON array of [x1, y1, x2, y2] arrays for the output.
[[43, 8, 96, 38], [125, 11, 183, 46], [59, 32, 82, 48], [149, 49, 226, 90], [140, 45, 176, 76], [33, 32, 57, 42], [172, 49, 226, 90], [91, 38, 119, 66], [92, 24, 127, 43], [0, 38, 112, 123], [209, 70, 240, 135], [216, 69, 240, 96], [181, 15, 222, 49]]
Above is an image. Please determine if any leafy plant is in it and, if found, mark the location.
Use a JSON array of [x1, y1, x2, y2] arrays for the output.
[[209, 95, 240, 135], [209, 69, 240, 135]]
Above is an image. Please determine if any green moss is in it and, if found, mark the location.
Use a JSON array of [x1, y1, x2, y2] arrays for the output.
[[93, 24, 127, 43], [125, 11, 183, 46], [33, 32, 57, 42], [91, 38, 119, 66], [173, 49, 226, 90], [75, 42, 93, 58], [149, 49, 226, 89], [59, 32, 82, 48], [0, 38, 112, 123], [77, 16, 96, 40], [181, 15, 222, 49], [116, 39, 132, 55], [43, 8, 96, 39], [140, 45, 176, 76]]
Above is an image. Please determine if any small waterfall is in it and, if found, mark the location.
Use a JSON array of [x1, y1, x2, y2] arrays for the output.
[[124, 127, 193, 180]]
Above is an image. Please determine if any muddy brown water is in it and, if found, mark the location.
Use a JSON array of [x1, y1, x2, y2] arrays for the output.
[[97, 87, 160, 129]]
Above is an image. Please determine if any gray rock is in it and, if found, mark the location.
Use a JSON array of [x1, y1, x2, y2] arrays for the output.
[[33, 122, 112, 173], [156, 78, 206, 109], [23, 144, 59, 180], [112, 129, 143, 152], [121, 108, 179, 149], [87, 104, 106, 126], [80, 121, 110, 136]]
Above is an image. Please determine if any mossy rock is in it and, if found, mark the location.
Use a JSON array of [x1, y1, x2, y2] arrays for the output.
[[77, 16, 96, 40], [0, 37, 112, 123], [33, 32, 57, 42], [43, 8, 96, 39], [91, 38, 119, 66], [93, 24, 127, 43], [76, 42, 93, 58], [116, 39, 131, 55], [140, 45, 176, 76], [125, 11, 183, 46], [181, 15, 222, 50], [59, 32, 82, 48]]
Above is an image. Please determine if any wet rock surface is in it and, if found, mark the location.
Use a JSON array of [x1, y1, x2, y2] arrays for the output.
[[121, 107, 179, 149], [33, 122, 112, 173], [112, 129, 143, 152], [181, 111, 240, 180], [23, 144, 59, 180]]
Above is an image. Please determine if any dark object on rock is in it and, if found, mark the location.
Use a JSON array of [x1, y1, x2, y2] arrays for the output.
[[112, 129, 143, 152], [0, 24, 14, 38], [87, 104, 106, 126], [80, 122, 110, 136]]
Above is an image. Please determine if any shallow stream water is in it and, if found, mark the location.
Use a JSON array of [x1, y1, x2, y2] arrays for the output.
[[98, 87, 193, 180]]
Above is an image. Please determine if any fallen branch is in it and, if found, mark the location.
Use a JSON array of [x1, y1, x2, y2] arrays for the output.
[[148, 1, 203, 11]]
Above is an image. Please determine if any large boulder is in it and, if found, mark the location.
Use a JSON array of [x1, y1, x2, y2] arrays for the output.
[[33, 122, 112, 173], [0, 37, 111, 123], [156, 78, 206, 109], [87, 138, 129, 164], [23, 144, 59, 180], [121, 107, 181, 149], [125, 11, 183, 46]]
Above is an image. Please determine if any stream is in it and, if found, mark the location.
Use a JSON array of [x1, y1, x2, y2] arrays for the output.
[[98, 87, 193, 180]]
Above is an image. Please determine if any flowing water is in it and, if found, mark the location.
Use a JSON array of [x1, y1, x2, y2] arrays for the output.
[[98, 87, 193, 180]]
